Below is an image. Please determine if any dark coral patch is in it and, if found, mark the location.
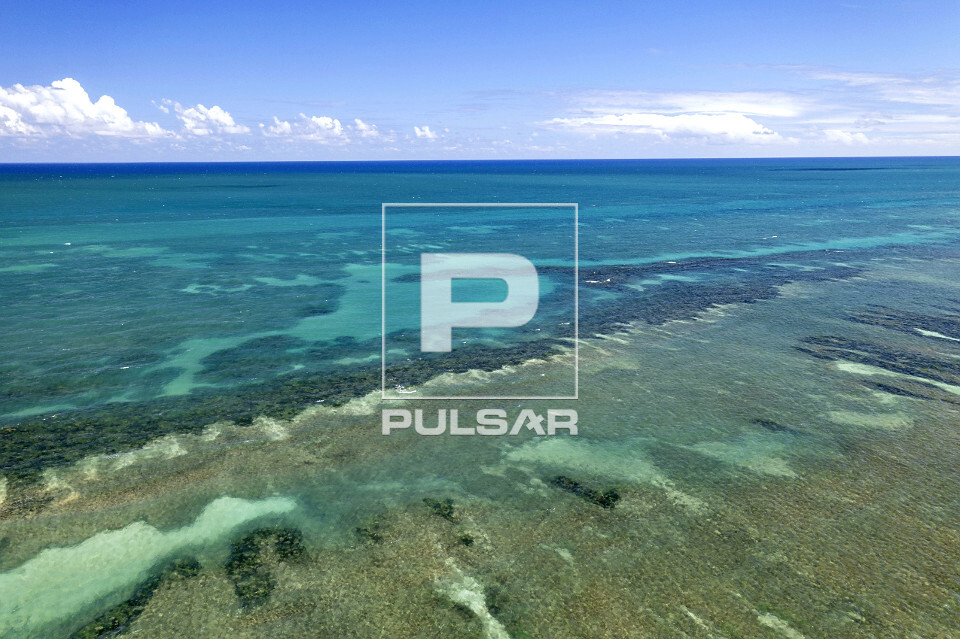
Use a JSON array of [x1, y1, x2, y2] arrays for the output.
[[424, 497, 457, 522], [224, 527, 305, 609], [550, 475, 620, 509]]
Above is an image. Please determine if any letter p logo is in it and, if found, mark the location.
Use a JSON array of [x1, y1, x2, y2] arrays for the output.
[[420, 253, 539, 352], [382, 202, 577, 400]]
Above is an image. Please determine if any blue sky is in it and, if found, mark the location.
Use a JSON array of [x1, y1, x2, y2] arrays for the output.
[[2, 0, 959, 160]]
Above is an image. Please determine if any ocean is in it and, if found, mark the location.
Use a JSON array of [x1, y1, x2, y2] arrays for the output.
[[1, 158, 959, 637]]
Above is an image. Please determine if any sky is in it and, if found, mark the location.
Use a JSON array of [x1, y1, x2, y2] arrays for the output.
[[1, 0, 959, 161]]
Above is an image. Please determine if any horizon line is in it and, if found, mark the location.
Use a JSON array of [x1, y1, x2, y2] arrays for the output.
[[1, 154, 959, 166]]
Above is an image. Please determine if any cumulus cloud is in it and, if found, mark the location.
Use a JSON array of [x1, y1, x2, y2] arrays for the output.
[[259, 113, 348, 143], [0, 78, 167, 138], [549, 112, 784, 144], [262, 116, 293, 136], [414, 125, 438, 139], [258, 115, 389, 144], [161, 99, 249, 135], [354, 118, 379, 138]]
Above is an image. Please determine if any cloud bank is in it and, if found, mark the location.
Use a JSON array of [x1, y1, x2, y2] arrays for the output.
[[549, 112, 785, 144], [161, 100, 249, 136], [0, 78, 166, 138], [260, 114, 349, 143], [2, 69, 958, 159]]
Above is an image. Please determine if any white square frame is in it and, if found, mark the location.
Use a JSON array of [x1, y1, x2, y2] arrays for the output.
[[381, 203, 578, 400]]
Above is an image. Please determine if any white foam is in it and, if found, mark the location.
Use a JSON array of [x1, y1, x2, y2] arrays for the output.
[[113, 435, 187, 471], [0, 495, 296, 638], [77, 434, 189, 477], [322, 390, 383, 417], [41, 469, 79, 505]]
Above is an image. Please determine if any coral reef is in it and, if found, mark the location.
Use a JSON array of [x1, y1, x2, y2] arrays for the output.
[[224, 527, 305, 609]]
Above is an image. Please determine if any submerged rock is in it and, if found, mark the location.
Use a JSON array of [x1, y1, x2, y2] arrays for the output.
[[424, 497, 457, 522], [550, 475, 620, 509], [273, 527, 305, 561], [355, 522, 385, 544], [863, 380, 960, 406], [224, 527, 305, 609], [752, 418, 806, 436], [849, 306, 960, 341]]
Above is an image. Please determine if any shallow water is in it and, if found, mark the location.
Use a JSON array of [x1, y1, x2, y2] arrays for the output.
[[1, 159, 959, 637]]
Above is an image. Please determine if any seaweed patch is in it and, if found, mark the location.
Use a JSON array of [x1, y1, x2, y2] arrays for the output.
[[550, 475, 621, 509], [224, 527, 305, 609], [423, 497, 457, 522]]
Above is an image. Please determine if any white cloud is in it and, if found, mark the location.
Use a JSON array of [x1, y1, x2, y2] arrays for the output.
[[823, 129, 871, 145], [414, 125, 438, 139], [162, 99, 249, 135], [550, 90, 799, 146], [0, 78, 167, 138], [303, 115, 344, 139], [806, 69, 899, 87], [258, 115, 387, 144], [354, 118, 379, 138], [549, 112, 785, 144], [775, 66, 960, 147], [259, 113, 348, 143], [577, 90, 808, 118], [794, 66, 960, 107], [0, 104, 36, 135], [262, 116, 293, 136], [555, 72, 960, 151]]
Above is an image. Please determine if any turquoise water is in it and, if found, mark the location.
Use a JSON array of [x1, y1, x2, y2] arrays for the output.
[[1, 158, 959, 637], [2, 159, 957, 420]]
